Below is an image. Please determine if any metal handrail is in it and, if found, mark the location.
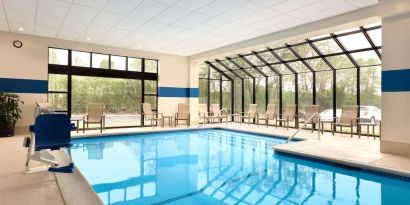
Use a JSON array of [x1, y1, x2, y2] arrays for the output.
[[286, 113, 320, 143]]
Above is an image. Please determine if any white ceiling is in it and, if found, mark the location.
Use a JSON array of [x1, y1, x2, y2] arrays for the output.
[[0, 0, 378, 56]]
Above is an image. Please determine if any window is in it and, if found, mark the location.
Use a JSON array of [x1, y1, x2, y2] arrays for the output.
[[92, 53, 109, 69], [48, 74, 68, 112], [316, 71, 333, 130], [111, 56, 126, 70], [210, 80, 220, 105], [282, 75, 295, 106], [72, 51, 90, 67], [234, 79, 242, 114], [244, 79, 253, 112], [255, 77, 266, 113], [360, 66, 381, 124], [48, 47, 158, 128], [72, 76, 142, 127], [298, 72, 313, 111], [145, 60, 158, 73], [222, 81, 231, 113], [199, 24, 381, 132], [128, 58, 142, 72], [268, 76, 280, 109], [199, 79, 208, 104], [48, 48, 68, 65]]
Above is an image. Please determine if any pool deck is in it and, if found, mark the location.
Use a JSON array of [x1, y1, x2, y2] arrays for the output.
[[2, 123, 410, 204]]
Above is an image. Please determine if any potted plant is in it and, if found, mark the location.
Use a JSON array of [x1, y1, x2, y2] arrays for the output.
[[0, 92, 24, 137]]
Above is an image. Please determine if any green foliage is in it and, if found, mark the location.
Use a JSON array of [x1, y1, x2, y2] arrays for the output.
[[0, 93, 24, 124]]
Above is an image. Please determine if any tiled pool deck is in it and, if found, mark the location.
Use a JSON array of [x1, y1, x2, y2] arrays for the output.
[[1, 123, 410, 204]]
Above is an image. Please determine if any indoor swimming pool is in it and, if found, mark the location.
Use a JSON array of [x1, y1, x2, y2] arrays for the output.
[[70, 129, 410, 205]]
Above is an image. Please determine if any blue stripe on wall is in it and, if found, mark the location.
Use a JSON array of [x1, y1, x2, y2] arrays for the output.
[[158, 87, 198, 98], [382, 69, 410, 92], [0, 78, 48, 93]]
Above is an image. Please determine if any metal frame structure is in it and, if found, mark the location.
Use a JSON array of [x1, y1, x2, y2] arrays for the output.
[[47, 47, 159, 129], [199, 25, 382, 133]]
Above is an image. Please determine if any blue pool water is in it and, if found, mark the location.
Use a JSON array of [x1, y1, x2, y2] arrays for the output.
[[71, 129, 410, 205]]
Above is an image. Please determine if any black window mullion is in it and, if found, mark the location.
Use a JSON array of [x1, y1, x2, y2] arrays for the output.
[[226, 57, 254, 78], [360, 26, 382, 60], [267, 48, 297, 74]]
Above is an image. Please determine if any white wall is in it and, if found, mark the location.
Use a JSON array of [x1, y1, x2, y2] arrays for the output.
[[380, 13, 410, 156], [0, 31, 190, 133]]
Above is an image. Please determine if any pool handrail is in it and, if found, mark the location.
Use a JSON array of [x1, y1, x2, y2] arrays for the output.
[[286, 112, 320, 143]]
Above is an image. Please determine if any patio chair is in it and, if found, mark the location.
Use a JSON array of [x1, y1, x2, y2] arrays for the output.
[[175, 103, 190, 127], [83, 103, 105, 133], [25, 114, 73, 173], [142, 103, 164, 128], [276, 105, 297, 130], [241, 104, 258, 124], [333, 105, 359, 137], [210, 104, 229, 123], [299, 105, 320, 132], [198, 104, 212, 125], [257, 104, 277, 127]]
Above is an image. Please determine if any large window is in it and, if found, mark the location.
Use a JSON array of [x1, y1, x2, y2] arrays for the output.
[[199, 24, 381, 133], [222, 81, 231, 113], [244, 79, 253, 112], [72, 76, 142, 127], [255, 77, 266, 113], [48, 48, 158, 128]]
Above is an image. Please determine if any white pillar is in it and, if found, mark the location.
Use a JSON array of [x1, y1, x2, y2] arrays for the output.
[[380, 13, 410, 156]]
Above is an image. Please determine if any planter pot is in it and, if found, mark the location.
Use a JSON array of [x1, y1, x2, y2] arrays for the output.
[[0, 121, 15, 137]]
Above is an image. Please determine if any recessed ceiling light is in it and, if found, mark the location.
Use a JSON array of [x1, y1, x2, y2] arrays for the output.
[[18, 27, 24, 31], [86, 37, 91, 41]]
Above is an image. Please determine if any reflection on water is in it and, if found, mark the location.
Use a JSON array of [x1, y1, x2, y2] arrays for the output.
[[71, 130, 410, 205]]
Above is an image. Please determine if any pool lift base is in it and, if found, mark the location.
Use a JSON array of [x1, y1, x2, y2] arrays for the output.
[[24, 136, 74, 174]]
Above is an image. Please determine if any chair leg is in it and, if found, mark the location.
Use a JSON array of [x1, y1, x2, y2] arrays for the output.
[[332, 125, 335, 136], [100, 122, 102, 133], [351, 125, 353, 138]]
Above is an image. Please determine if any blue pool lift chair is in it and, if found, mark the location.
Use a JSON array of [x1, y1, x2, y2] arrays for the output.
[[25, 114, 74, 173]]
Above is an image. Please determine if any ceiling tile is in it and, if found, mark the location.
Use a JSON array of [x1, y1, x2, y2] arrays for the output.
[[60, 19, 89, 32], [155, 0, 179, 4], [152, 6, 191, 24], [66, 4, 99, 22], [3, 0, 36, 12], [172, 12, 211, 28], [272, 0, 322, 13], [190, 17, 226, 32], [128, 0, 169, 20], [37, 0, 71, 18], [57, 30, 81, 41], [197, 0, 246, 16], [35, 26, 59, 38], [153, 25, 184, 37], [115, 16, 145, 31], [5, 7, 35, 24], [236, 8, 280, 25], [36, 14, 64, 29], [174, 0, 215, 11], [246, 0, 284, 7], [135, 21, 166, 34], [8, 21, 34, 34], [103, 0, 143, 14], [217, 3, 262, 21], [208, 22, 242, 35], [92, 11, 124, 26], [73, 0, 108, 9]]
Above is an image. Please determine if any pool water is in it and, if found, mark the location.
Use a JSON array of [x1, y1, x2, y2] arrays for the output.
[[71, 129, 410, 205]]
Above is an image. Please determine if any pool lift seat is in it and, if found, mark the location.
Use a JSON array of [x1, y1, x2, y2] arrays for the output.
[[25, 114, 74, 173]]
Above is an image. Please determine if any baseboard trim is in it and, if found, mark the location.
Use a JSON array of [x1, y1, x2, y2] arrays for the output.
[[381, 140, 410, 157]]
